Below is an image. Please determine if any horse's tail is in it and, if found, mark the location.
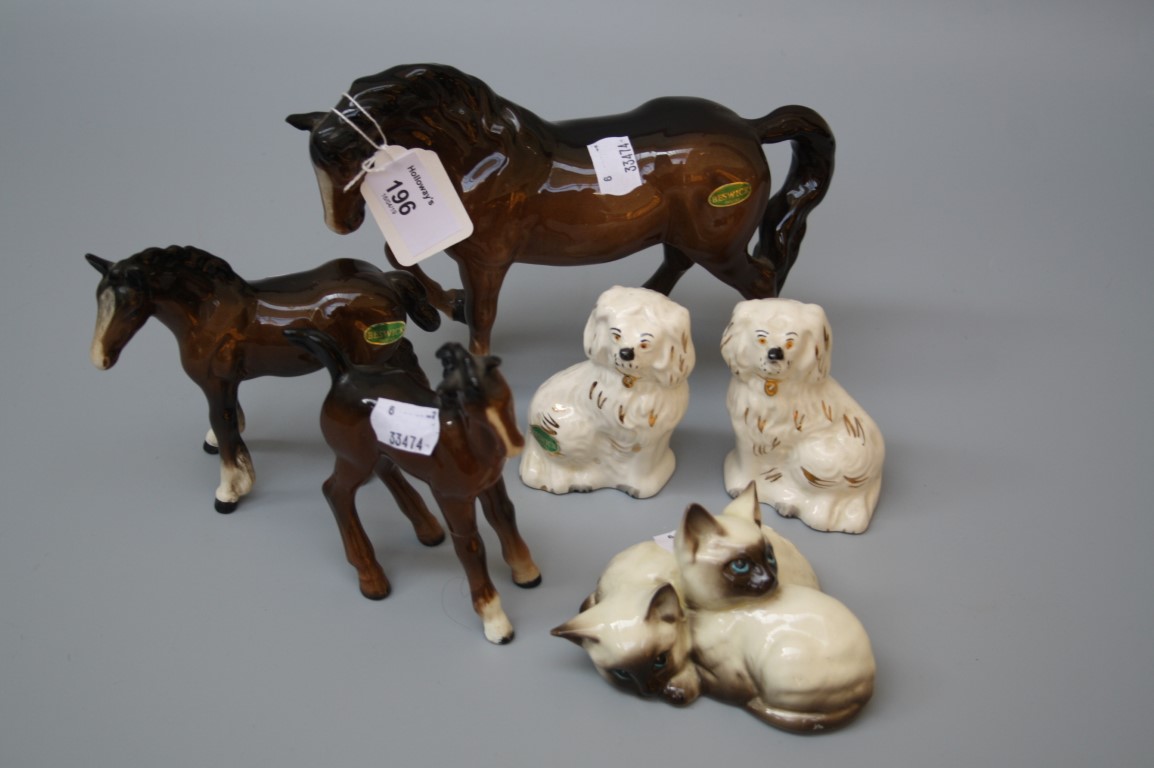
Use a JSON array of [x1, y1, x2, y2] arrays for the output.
[[754, 106, 835, 294], [387, 271, 442, 332], [283, 328, 351, 383]]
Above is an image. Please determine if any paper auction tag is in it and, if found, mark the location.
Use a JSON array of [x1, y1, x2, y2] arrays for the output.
[[367, 397, 440, 455], [361, 147, 474, 266], [587, 136, 643, 196]]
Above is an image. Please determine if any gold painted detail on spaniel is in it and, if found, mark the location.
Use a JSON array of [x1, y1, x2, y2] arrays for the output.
[[520, 286, 695, 498], [721, 299, 884, 533]]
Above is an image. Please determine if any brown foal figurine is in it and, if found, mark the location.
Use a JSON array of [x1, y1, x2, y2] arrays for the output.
[[283, 328, 540, 644], [87, 245, 440, 512]]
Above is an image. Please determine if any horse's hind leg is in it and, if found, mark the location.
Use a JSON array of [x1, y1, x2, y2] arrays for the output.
[[479, 478, 541, 588], [374, 461, 445, 546], [324, 456, 391, 599], [697, 246, 780, 300], [434, 493, 513, 644], [642, 245, 694, 296]]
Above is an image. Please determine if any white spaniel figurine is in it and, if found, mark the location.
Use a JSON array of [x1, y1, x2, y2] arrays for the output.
[[721, 299, 884, 533], [520, 286, 695, 498]]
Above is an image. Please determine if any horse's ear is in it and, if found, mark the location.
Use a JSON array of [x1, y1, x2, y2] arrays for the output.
[[285, 112, 325, 132], [85, 253, 111, 276]]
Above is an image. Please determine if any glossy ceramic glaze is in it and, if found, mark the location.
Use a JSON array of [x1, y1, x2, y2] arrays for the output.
[[288, 63, 834, 353], [86, 246, 440, 512], [721, 298, 885, 533], [552, 487, 862, 730], [519, 286, 694, 498], [283, 330, 539, 644]]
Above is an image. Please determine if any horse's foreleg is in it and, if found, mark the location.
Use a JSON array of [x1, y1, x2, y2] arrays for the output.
[[642, 245, 694, 296], [384, 245, 465, 323], [375, 461, 444, 546], [203, 405, 246, 454], [458, 259, 512, 355], [478, 478, 541, 588], [203, 381, 253, 513], [324, 456, 390, 599], [434, 493, 512, 644]]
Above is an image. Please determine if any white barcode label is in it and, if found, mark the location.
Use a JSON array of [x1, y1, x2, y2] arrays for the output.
[[587, 136, 642, 196], [367, 397, 440, 455], [361, 147, 474, 266]]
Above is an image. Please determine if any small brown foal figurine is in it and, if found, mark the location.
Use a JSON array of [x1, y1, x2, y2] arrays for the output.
[[86, 245, 440, 512], [283, 328, 541, 644], [288, 63, 835, 354]]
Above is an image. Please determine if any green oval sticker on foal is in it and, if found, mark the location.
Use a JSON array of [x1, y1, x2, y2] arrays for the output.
[[708, 182, 753, 208], [363, 321, 406, 346]]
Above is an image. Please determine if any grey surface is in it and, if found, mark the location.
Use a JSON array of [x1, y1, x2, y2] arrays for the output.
[[3, 1, 1152, 766]]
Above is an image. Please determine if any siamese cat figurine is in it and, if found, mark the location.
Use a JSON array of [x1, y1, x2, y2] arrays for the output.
[[553, 543, 699, 705], [676, 488, 876, 733], [552, 485, 820, 709]]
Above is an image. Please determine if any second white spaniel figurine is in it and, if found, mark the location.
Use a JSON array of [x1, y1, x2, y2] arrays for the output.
[[721, 298, 884, 533], [520, 286, 695, 498]]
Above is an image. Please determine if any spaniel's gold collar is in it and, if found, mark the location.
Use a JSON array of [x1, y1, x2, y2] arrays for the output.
[[763, 378, 780, 397]]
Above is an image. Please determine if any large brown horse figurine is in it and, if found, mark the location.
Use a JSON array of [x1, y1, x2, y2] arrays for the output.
[[86, 245, 440, 512], [287, 63, 835, 354], [283, 329, 540, 644]]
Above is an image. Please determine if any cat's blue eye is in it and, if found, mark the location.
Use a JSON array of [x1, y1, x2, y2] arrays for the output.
[[612, 669, 630, 681], [652, 653, 668, 670], [729, 558, 751, 574]]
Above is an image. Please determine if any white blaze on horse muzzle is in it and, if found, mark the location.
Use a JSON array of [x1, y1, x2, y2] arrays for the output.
[[90, 288, 116, 369]]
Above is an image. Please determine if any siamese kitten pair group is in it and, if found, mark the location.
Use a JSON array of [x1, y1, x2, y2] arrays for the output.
[[552, 484, 876, 733]]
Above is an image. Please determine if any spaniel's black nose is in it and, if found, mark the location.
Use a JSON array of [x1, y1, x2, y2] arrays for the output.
[[767, 347, 784, 361], [619, 347, 635, 361]]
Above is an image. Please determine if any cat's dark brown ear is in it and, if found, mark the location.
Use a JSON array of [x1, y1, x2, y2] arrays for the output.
[[680, 503, 724, 559], [551, 620, 601, 647], [723, 482, 761, 526], [645, 583, 682, 625]]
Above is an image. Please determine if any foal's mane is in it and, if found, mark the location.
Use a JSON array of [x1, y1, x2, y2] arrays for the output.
[[129, 245, 246, 297]]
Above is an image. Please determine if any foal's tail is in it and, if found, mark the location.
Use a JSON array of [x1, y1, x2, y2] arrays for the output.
[[283, 328, 350, 383], [755, 106, 835, 294], [385, 271, 442, 332]]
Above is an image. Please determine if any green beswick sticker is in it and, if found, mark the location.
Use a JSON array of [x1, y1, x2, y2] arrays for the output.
[[364, 321, 406, 345], [708, 182, 752, 208], [530, 425, 560, 454]]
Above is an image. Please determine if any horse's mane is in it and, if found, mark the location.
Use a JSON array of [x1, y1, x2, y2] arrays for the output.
[[347, 64, 531, 157], [128, 245, 246, 296]]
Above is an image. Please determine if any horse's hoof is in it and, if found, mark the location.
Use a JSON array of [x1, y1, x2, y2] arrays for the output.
[[418, 531, 446, 547], [448, 290, 467, 324], [515, 574, 542, 589], [203, 441, 219, 455], [360, 584, 391, 600], [215, 498, 238, 514]]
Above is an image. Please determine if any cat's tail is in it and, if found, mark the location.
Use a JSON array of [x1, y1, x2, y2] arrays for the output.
[[747, 687, 872, 734]]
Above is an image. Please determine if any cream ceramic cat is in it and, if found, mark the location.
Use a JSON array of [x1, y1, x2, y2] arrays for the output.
[[676, 494, 876, 732], [552, 487, 820, 710]]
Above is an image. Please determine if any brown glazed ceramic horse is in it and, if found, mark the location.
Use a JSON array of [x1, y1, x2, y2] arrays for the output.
[[86, 245, 440, 512], [287, 63, 835, 353], [283, 329, 540, 644]]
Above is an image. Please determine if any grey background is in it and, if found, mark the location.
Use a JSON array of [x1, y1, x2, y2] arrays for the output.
[[3, 1, 1152, 766]]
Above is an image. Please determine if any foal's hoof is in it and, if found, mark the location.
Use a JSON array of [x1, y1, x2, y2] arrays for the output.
[[419, 531, 447, 547], [515, 574, 542, 589], [215, 498, 238, 514], [360, 583, 391, 601], [203, 441, 219, 455]]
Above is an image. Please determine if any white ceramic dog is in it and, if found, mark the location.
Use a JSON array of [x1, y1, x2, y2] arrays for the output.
[[520, 286, 695, 498], [721, 298, 884, 533]]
